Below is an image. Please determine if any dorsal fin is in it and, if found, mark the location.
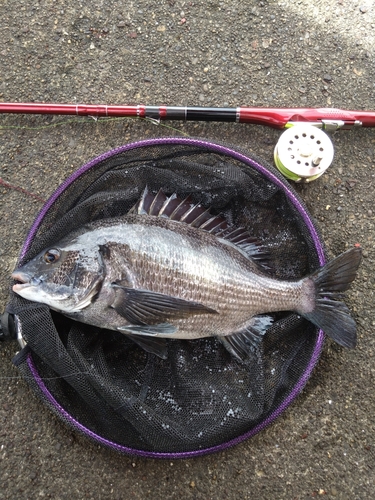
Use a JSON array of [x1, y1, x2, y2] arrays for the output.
[[131, 187, 228, 229], [130, 188, 270, 270]]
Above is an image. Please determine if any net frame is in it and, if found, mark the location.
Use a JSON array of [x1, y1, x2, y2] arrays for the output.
[[10, 137, 326, 458]]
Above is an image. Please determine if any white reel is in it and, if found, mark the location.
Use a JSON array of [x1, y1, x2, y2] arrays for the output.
[[274, 124, 334, 182]]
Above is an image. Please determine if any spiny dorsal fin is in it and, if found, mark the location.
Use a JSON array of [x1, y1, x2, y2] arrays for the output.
[[130, 187, 270, 269], [131, 187, 228, 229], [128, 186, 165, 215]]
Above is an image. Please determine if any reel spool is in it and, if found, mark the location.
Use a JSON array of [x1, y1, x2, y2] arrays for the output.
[[274, 124, 334, 182]]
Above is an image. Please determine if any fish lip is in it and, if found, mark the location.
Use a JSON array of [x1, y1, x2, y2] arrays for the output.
[[12, 282, 33, 293], [12, 271, 33, 294], [12, 271, 43, 293], [11, 271, 31, 284]]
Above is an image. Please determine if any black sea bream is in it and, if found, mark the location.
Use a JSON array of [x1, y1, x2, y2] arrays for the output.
[[12, 188, 362, 361]]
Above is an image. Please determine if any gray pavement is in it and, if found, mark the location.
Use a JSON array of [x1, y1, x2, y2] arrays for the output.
[[1, 1, 374, 498]]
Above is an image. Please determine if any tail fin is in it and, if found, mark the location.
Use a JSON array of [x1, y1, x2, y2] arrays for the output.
[[301, 247, 362, 348]]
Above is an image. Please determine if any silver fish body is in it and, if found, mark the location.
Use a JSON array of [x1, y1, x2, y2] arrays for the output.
[[12, 189, 362, 360]]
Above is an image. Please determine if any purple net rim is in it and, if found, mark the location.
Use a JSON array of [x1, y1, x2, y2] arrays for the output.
[[21, 136, 325, 458]]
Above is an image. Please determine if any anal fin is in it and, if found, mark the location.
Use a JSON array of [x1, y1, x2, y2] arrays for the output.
[[219, 314, 273, 361], [125, 333, 168, 359]]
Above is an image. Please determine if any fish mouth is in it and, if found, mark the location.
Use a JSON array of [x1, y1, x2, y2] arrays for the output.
[[12, 271, 31, 284], [12, 271, 32, 292]]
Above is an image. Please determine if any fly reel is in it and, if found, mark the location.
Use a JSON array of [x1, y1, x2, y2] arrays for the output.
[[274, 125, 334, 182]]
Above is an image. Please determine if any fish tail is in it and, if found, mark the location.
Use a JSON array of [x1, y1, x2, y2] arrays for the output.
[[300, 247, 362, 348]]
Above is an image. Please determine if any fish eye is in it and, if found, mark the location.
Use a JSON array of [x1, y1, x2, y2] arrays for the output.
[[44, 248, 61, 264]]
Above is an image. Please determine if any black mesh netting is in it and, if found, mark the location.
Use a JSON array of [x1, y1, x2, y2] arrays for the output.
[[8, 138, 325, 456]]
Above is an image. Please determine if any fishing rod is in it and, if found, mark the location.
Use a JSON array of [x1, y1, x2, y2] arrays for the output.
[[2, 102, 374, 181], [1, 102, 375, 129]]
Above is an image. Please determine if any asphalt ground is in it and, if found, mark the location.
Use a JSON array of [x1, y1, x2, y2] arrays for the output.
[[1, 1, 374, 498]]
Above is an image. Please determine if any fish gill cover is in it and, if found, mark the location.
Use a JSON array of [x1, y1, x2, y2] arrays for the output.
[[8, 137, 327, 456]]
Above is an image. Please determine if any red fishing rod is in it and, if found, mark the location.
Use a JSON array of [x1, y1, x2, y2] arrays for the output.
[[2, 102, 375, 182], [1, 102, 375, 130]]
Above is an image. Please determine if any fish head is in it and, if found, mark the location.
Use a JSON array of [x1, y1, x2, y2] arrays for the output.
[[11, 244, 104, 313]]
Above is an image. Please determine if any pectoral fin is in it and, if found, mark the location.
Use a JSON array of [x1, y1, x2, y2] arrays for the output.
[[111, 284, 218, 325], [118, 323, 177, 336]]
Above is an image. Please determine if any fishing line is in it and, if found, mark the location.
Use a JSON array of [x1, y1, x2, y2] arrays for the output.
[[0, 177, 46, 203], [0, 115, 190, 136], [0, 371, 92, 382], [0, 117, 189, 201]]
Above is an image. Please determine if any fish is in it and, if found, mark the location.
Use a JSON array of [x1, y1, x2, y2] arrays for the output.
[[11, 187, 362, 361]]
